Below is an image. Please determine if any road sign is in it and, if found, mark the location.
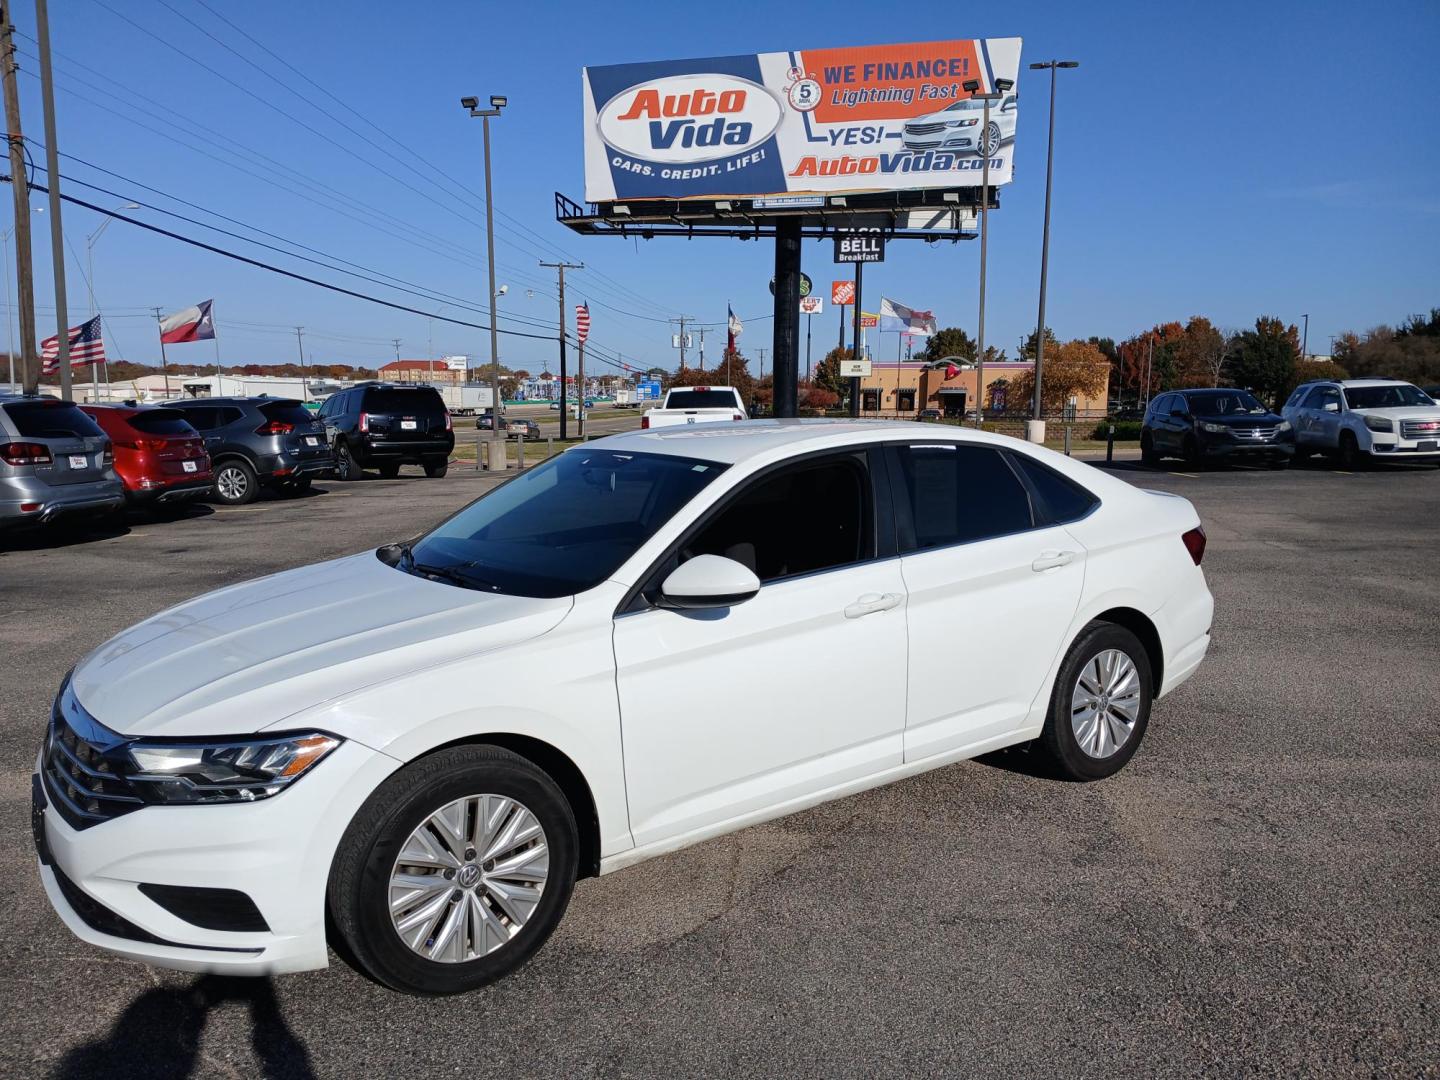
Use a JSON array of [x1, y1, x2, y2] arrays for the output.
[[860, 313, 878, 328], [671, 334, 692, 349], [840, 358, 872, 377], [800, 296, 824, 316], [831, 280, 855, 306], [835, 233, 886, 263], [769, 272, 813, 298]]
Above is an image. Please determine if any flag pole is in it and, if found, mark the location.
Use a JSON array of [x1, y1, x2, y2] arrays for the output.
[[211, 305, 221, 391], [153, 307, 170, 399]]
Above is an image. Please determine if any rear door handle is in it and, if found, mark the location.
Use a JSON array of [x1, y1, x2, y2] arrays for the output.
[[844, 592, 902, 619], [1031, 550, 1078, 572]]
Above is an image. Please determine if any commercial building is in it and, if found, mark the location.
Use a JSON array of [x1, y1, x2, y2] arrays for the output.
[[858, 360, 1108, 419], [378, 360, 466, 386]]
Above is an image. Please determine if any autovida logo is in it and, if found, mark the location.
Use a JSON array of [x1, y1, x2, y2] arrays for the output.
[[597, 74, 783, 164]]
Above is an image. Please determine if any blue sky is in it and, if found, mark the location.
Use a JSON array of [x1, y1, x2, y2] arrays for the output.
[[5, 0, 1438, 377]]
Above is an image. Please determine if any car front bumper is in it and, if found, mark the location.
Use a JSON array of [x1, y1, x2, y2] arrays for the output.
[[1366, 436, 1440, 457], [34, 739, 400, 976], [1199, 438, 1295, 459]]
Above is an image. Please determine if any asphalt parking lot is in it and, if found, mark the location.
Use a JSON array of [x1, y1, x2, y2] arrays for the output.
[[2, 454, 1437, 1078]]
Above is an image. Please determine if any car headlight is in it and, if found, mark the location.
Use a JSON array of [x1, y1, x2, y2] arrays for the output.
[[1201, 422, 1227, 433], [1276, 420, 1292, 432], [1363, 416, 1393, 432], [947, 117, 979, 128], [126, 732, 342, 804]]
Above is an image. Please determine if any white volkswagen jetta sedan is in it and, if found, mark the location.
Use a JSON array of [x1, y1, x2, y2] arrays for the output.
[[35, 420, 1213, 995]]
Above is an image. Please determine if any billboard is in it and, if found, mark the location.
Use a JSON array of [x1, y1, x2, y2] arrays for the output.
[[583, 38, 1022, 203]]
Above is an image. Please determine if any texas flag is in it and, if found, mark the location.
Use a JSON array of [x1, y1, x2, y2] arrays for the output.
[[727, 305, 743, 353], [158, 299, 216, 344]]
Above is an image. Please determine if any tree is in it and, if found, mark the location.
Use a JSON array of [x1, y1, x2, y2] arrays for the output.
[[671, 349, 754, 404], [1335, 311, 1440, 385], [915, 327, 975, 364], [1003, 340, 1109, 415], [799, 383, 839, 412], [1019, 327, 1059, 361], [1172, 316, 1231, 387], [814, 346, 854, 400], [1230, 316, 1300, 407]]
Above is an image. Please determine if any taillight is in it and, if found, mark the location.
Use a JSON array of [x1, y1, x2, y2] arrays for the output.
[[641, 415, 650, 429], [359, 412, 370, 432], [444, 411, 452, 431], [732, 412, 742, 420], [117, 437, 169, 451], [101, 440, 114, 465], [0, 441, 53, 465], [255, 420, 295, 436], [1181, 525, 1206, 566]]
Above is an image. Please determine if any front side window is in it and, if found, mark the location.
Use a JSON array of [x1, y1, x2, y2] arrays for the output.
[[895, 444, 1034, 551], [1310, 386, 1342, 412], [683, 453, 872, 584], [408, 449, 726, 598], [1343, 383, 1433, 409]]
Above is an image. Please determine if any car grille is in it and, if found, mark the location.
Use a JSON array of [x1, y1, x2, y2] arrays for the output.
[[1400, 418, 1440, 439], [905, 122, 946, 135], [43, 708, 145, 831], [1232, 426, 1279, 440]]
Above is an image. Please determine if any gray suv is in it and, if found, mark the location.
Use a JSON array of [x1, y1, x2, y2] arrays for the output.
[[170, 396, 333, 505], [0, 393, 125, 531]]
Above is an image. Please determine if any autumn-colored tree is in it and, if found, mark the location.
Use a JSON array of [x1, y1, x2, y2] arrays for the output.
[[1334, 311, 1440, 385], [1019, 327, 1059, 361], [1003, 340, 1110, 415], [798, 382, 840, 413], [1172, 316, 1232, 387], [671, 349, 754, 404]]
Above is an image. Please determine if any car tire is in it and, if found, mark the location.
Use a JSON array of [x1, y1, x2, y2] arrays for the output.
[[336, 442, 361, 481], [1268, 456, 1290, 470], [424, 460, 448, 479], [328, 745, 578, 996], [1337, 431, 1364, 469], [1140, 432, 1159, 466], [378, 463, 401, 479], [1038, 621, 1154, 782], [1182, 436, 1204, 469], [212, 459, 258, 506]]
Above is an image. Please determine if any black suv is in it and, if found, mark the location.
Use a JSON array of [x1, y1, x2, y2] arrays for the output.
[[1141, 388, 1295, 468], [318, 383, 453, 479], [171, 396, 333, 504]]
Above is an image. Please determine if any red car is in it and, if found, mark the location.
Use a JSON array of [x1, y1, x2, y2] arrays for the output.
[[79, 404, 213, 510]]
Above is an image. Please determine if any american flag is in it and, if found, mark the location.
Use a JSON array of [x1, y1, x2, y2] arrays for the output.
[[574, 302, 590, 345], [41, 316, 107, 373]]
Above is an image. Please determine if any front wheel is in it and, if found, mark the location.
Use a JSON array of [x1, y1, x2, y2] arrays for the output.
[[1038, 622, 1153, 781], [1140, 432, 1159, 467], [1337, 431, 1365, 469], [329, 746, 578, 996]]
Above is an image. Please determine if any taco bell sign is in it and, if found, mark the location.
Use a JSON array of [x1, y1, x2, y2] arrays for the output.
[[583, 37, 1023, 202]]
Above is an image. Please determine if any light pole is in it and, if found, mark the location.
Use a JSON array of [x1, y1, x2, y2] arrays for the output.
[[86, 203, 139, 400], [463, 94, 508, 471], [1028, 60, 1078, 441], [1300, 313, 1309, 364], [961, 75, 1014, 430]]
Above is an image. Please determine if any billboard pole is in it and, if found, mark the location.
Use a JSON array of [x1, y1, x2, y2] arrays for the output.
[[850, 262, 863, 418], [771, 218, 800, 418]]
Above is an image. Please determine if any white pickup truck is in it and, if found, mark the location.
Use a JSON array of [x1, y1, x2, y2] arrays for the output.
[[641, 386, 748, 430]]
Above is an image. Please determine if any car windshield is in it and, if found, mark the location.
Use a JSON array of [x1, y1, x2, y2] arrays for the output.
[[1187, 391, 1268, 416], [665, 389, 737, 410], [404, 449, 727, 598], [1343, 384, 1434, 409], [258, 401, 315, 425]]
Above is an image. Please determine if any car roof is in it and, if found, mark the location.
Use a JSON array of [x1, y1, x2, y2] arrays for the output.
[[587, 418, 1027, 466]]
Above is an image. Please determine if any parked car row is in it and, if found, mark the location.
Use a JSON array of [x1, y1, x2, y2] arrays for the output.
[[2, 383, 458, 536], [1141, 379, 1440, 470]]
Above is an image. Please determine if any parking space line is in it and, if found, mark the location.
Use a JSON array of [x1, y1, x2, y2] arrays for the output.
[[1168, 472, 1200, 478]]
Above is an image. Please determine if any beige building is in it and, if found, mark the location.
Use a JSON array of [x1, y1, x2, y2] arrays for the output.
[[859, 360, 1107, 418]]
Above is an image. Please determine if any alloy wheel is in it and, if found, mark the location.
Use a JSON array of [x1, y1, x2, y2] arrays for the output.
[[216, 466, 248, 502], [388, 794, 550, 964], [1070, 649, 1142, 759]]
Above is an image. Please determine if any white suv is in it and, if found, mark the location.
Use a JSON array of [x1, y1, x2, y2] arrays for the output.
[[1281, 379, 1440, 467]]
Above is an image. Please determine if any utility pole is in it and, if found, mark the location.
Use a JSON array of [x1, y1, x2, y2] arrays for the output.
[[34, 0, 70, 399], [1, 0, 39, 395], [151, 307, 171, 398], [1300, 313, 1309, 363], [671, 315, 695, 372], [392, 338, 401, 364], [540, 260, 582, 440], [294, 326, 308, 399], [697, 327, 706, 372], [757, 347, 767, 381]]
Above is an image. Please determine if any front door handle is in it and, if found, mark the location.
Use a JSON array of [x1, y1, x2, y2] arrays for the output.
[[844, 592, 902, 619], [1031, 550, 1078, 572]]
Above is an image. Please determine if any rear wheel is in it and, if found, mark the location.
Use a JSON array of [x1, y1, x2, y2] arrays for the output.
[[328, 745, 578, 996], [1038, 622, 1153, 781], [213, 459, 258, 505], [1140, 432, 1159, 466], [378, 463, 401, 479], [424, 459, 448, 478]]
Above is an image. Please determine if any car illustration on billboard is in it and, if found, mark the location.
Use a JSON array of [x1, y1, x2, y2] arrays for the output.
[[901, 93, 1017, 155], [582, 38, 1023, 203]]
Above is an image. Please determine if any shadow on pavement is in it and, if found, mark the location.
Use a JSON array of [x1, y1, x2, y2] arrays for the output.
[[50, 975, 315, 1080]]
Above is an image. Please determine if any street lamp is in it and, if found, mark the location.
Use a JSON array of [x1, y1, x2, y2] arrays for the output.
[[86, 203, 140, 401], [462, 94, 507, 470], [1028, 60, 1078, 440], [961, 75, 1014, 429]]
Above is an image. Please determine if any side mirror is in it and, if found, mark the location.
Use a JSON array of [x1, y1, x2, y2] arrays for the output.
[[1170, 408, 1187, 418], [660, 555, 760, 610], [1323, 402, 1339, 413]]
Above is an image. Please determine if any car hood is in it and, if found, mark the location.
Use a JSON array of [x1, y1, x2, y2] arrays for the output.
[[70, 551, 572, 739], [1349, 405, 1440, 420]]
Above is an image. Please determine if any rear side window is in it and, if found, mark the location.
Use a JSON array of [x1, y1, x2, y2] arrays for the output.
[[2, 401, 104, 438], [665, 389, 739, 410], [258, 401, 314, 425], [363, 388, 445, 414], [127, 410, 196, 436], [1008, 453, 1100, 524], [894, 444, 1034, 551]]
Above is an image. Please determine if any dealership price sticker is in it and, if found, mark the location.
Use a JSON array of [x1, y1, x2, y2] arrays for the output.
[[582, 37, 1022, 203]]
